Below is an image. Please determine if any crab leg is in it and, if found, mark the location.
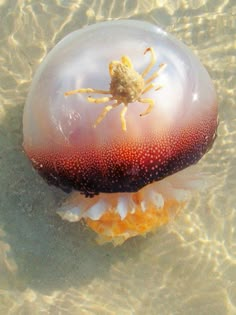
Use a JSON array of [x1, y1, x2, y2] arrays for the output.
[[145, 63, 166, 85], [64, 88, 111, 96], [138, 98, 155, 116], [120, 105, 128, 131], [155, 85, 162, 91], [145, 72, 159, 85], [142, 47, 156, 78], [87, 96, 112, 104], [93, 102, 121, 128], [142, 82, 163, 95], [142, 83, 156, 95]]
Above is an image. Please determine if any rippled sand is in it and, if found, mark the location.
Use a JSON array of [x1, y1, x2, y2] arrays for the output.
[[0, 0, 236, 314]]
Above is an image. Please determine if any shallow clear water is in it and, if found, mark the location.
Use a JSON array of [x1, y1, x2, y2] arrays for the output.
[[0, 0, 235, 314]]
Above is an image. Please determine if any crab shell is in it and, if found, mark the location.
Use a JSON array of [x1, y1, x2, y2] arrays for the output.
[[23, 20, 218, 245]]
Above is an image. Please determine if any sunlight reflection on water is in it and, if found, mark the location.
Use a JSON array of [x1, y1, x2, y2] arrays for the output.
[[0, 0, 235, 314]]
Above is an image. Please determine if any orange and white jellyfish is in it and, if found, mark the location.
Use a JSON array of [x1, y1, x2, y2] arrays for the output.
[[23, 20, 218, 245]]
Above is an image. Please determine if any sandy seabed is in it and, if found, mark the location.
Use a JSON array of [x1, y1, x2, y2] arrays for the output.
[[0, 0, 236, 314]]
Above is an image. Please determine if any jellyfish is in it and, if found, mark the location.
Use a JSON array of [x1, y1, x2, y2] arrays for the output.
[[23, 20, 218, 245]]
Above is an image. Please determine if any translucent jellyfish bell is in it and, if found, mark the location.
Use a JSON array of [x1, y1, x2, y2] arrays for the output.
[[23, 20, 218, 245]]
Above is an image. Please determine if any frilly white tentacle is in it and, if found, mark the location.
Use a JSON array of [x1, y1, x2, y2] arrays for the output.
[[57, 165, 206, 222]]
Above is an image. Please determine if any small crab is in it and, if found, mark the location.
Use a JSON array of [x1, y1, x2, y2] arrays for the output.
[[64, 47, 166, 131]]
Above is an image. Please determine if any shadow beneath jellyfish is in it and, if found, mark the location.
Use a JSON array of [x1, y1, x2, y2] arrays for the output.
[[0, 102, 147, 294]]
